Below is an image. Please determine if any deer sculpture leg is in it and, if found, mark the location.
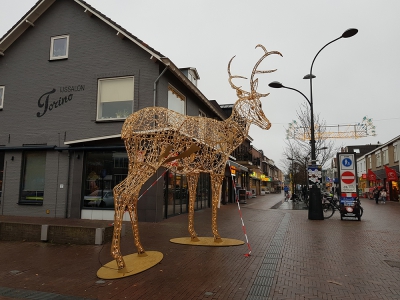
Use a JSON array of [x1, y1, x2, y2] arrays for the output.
[[210, 173, 224, 242], [111, 178, 129, 272], [111, 167, 155, 272], [187, 173, 200, 241]]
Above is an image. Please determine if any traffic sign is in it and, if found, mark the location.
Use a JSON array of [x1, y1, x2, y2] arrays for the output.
[[339, 154, 354, 170], [341, 171, 355, 184]]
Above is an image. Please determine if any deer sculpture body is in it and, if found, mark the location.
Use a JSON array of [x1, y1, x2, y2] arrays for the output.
[[111, 45, 282, 272]]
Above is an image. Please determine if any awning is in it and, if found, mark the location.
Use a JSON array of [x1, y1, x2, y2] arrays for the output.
[[227, 160, 248, 172]]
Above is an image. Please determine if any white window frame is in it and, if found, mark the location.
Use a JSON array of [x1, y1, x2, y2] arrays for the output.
[[50, 35, 69, 60], [382, 146, 389, 165], [97, 76, 134, 121], [394, 142, 399, 162], [168, 85, 186, 115], [375, 150, 382, 167], [368, 155, 372, 169], [0, 86, 4, 109]]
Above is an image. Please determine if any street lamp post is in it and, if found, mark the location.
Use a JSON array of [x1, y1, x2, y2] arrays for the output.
[[269, 28, 358, 220], [287, 157, 295, 195]]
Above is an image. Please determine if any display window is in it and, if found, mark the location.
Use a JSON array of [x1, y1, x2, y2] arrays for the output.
[[82, 151, 128, 209]]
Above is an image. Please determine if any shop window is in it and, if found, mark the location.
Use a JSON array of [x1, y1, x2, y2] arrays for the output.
[[19, 152, 46, 205], [168, 85, 186, 115], [97, 77, 134, 120], [0, 86, 4, 109], [50, 35, 69, 60], [83, 151, 128, 209]]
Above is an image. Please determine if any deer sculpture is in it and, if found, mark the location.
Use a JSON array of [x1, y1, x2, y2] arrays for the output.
[[111, 45, 282, 273]]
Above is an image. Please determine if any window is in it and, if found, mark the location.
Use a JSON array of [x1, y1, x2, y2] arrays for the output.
[[97, 76, 134, 120], [375, 151, 381, 167], [83, 151, 129, 209], [0, 86, 4, 109], [394, 143, 398, 162], [199, 109, 206, 117], [368, 155, 372, 169], [50, 35, 69, 60], [168, 85, 186, 115], [382, 147, 389, 165], [19, 152, 46, 205]]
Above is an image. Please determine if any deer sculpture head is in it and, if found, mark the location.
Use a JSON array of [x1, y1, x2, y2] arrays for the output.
[[228, 44, 282, 130]]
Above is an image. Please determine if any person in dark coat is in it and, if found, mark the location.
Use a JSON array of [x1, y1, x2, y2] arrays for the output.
[[373, 188, 380, 204]]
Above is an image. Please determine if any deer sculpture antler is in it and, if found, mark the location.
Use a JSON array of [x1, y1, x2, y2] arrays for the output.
[[228, 44, 283, 99]]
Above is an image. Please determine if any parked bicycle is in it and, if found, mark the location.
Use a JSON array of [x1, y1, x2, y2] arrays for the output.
[[322, 193, 363, 221]]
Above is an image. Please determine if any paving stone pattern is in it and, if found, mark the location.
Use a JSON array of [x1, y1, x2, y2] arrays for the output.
[[1, 194, 400, 299]]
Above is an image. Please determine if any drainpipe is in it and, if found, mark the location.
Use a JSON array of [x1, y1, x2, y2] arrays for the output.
[[153, 66, 168, 106], [153, 66, 168, 221]]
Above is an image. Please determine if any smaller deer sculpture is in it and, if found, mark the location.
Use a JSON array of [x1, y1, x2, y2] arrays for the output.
[[111, 45, 282, 273]]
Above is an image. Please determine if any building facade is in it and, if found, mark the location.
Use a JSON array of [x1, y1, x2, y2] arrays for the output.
[[0, 0, 226, 221]]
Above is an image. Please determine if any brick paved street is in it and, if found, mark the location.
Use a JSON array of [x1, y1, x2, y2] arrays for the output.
[[1, 193, 400, 299]]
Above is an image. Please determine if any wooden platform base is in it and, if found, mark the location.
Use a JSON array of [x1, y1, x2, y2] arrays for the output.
[[97, 251, 163, 279]]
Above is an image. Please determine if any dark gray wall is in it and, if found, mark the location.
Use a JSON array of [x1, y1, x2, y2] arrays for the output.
[[0, 0, 161, 146], [0, 0, 219, 221]]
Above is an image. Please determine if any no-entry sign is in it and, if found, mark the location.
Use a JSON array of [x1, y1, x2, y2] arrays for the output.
[[341, 171, 355, 184]]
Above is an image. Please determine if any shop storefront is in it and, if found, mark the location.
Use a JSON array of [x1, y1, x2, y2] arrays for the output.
[[385, 166, 399, 202]]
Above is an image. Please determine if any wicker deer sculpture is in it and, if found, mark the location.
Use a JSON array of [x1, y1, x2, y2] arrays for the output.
[[111, 45, 282, 273]]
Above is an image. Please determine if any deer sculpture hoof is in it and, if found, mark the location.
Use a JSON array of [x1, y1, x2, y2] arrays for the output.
[[214, 236, 223, 243], [118, 266, 128, 274], [138, 251, 148, 257]]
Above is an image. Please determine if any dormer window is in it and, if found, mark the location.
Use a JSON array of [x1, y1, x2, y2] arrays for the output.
[[188, 69, 198, 86], [50, 35, 69, 60]]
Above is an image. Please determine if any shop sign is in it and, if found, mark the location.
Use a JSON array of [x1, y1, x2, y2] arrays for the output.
[[230, 166, 236, 176], [250, 171, 258, 179], [36, 84, 85, 118]]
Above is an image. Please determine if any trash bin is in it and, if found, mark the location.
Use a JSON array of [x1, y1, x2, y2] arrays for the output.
[[238, 189, 246, 204]]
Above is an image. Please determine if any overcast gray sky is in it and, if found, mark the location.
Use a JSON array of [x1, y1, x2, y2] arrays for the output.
[[2, 0, 399, 169]]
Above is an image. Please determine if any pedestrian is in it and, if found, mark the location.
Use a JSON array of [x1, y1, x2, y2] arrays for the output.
[[374, 188, 380, 204], [283, 185, 289, 201], [380, 188, 387, 204], [302, 185, 307, 201]]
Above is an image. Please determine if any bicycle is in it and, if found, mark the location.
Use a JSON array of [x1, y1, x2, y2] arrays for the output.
[[323, 195, 363, 221], [284, 191, 290, 201]]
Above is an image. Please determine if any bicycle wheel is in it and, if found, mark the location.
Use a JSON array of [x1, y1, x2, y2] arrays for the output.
[[323, 203, 335, 219]]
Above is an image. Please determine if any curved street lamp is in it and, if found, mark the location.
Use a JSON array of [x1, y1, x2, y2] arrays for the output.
[[287, 157, 295, 196], [269, 28, 358, 220]]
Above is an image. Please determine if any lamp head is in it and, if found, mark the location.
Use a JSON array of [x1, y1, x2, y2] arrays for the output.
[[268, 81, 283, 88], [342, 28, 358, 38], [303, 74, 316, 80]]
